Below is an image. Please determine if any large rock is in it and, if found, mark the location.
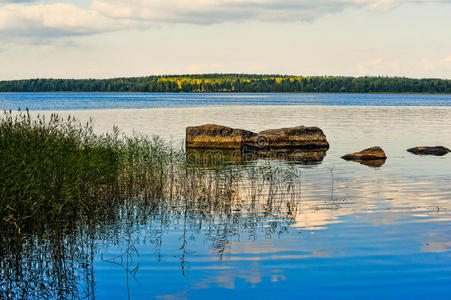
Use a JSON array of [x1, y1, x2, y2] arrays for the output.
[[407, 146, 450, 156], [342, 146, 387, 161], [257, 126, 329, 149], [186, 124, 330, 150], [186, 124, 257, 149]]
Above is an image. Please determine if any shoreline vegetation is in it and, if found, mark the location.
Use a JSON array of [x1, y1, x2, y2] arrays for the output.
[[1, 74, 451, 94], [0, 110, 302, 236], [1, 110, 306, 298]]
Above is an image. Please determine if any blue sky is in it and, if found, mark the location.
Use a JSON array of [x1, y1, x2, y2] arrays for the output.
[[0, 0, 450, 79]]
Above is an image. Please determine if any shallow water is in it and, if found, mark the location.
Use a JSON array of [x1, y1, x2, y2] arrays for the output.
[[1, 94, 451, 298]]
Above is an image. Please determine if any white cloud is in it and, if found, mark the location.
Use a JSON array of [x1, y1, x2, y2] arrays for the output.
[[414, 58, 434, 70], [0, 0, 450, 40], [356, 58, 407, 75], [0, 3, 141, 39], [370, 58, 383, 66], [349, 0, 451, 11], [91, 0, 353, 24], [91, 0, 451, 24], [0, 0, 35, 3]]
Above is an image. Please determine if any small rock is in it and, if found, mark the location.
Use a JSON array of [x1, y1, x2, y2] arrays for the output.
[[407, 146, 450, 156], [342, 146, 387, 161]]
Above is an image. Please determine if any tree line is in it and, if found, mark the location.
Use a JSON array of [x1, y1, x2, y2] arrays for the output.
[[1, 74, 450, 93]]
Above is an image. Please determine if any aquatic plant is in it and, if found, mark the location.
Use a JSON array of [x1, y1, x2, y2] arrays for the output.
[[0, 110, 305, 234], [0, 110, 309, 298], [0, 110, 118, 232]]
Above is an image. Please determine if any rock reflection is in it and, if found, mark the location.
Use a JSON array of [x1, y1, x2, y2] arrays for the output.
[[187, 148, 328, 166], [348, 159, 386, 168]]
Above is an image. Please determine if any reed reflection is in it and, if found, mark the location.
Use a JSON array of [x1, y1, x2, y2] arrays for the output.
[[0, 159, 307, 298], [2, 158, 450, 298]]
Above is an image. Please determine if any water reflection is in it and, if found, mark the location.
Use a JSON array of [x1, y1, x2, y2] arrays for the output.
[[0, 221, 97, 299], [187, 148, 328, 166], [1, 163, 305, 298], [2, 104, 451, 298], [344, 158, 387, 168], [1, 159, 450, 298]]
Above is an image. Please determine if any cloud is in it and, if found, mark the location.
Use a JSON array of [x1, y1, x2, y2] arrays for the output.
[[0, 0, 35, 3], [370, 58, 383, 66], [414, 58, 434, 70], [356, 58, 405, 75], [91, 0, 355, 24], [0, 0, 450, 40], [91, 0, 451, 24], [0, 3, 137, 38]]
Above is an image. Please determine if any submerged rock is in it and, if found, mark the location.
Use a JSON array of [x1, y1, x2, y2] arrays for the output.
[[341, 146, 387, 162], [186, 124, 330, 151], [407, 146, 450, 156]]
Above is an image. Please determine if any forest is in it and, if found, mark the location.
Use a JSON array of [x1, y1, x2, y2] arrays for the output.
[[1, 74, 450, 93]]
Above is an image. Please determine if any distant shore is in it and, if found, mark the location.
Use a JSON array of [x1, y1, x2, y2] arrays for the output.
[[1, 74, 450, 94]]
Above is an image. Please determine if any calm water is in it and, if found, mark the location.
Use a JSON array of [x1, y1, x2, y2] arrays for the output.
[[1, 93, 451, 299], [1, 92, 451, 110]]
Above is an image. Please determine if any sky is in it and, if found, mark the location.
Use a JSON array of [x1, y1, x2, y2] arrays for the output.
[[0, 0, 451, 80]]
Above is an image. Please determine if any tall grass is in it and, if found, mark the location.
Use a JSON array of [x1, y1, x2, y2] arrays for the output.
[[0, 110, 122, 232], [0, 110, 303, 235], [1, 110, 308, 298]]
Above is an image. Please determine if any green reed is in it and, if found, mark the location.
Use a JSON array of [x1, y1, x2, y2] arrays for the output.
[[0, 110, 121, 232], [0, 110, 302, 236], [1, 111, 307, 298]]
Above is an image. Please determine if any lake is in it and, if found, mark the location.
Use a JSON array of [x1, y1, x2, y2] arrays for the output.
[[1, 93, 451, 299]]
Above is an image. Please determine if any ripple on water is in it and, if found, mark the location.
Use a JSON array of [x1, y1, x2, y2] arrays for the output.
[[2, 95, 450, 298]]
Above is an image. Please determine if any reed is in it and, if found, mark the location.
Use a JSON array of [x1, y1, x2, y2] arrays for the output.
[[1, 111, 309, 298], [0, 110, 303, 236], [0, 110, 120, 232]]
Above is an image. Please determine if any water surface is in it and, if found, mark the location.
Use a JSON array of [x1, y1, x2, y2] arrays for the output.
[[1, 92, 451, 110], [1, 94, 451, 299]]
